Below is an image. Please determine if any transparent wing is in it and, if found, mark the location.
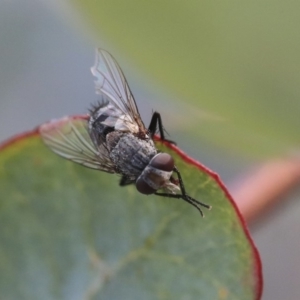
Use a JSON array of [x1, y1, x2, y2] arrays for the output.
[[91, 48, 146, 131], [39, 115, 115, 173]]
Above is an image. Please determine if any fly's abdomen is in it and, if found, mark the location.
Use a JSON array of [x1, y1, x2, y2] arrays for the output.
[[109, 132, 157, 177]]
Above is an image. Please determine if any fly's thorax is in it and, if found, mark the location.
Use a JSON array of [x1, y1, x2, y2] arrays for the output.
[[108, 132, 157, 177], [136, 153, 180, 194]]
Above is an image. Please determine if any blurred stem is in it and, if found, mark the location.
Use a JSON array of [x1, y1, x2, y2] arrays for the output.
[[230, 157, 300, 223]]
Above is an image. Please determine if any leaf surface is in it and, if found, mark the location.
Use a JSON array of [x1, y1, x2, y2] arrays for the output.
[[0, 129, 262, 300]]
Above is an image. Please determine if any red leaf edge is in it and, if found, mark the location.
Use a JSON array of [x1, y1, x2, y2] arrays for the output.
[[0, 117, 263, 300]]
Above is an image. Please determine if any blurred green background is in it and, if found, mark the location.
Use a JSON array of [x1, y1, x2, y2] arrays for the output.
[[73, 0, 300, 158], [1, 0, 300, 299]]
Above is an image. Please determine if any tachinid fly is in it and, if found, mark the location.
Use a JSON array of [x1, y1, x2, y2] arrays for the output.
[[40, 49, 211, 216]]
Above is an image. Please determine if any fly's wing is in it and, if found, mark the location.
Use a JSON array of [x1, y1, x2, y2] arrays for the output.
[[39, 115, 115, 173], [91, 49, 146, 133]]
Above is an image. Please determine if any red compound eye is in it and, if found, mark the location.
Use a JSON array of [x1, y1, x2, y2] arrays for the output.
[[136, 177, 156, 195], [136, 153, 174, 195], [149, 153, 174, 172]]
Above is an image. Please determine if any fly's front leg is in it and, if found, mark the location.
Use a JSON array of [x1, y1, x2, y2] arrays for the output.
[[155, 166, 212, 216], [154, 191, 206, 216], [148, 112, 175, 144], [173, 166, 212, 210]]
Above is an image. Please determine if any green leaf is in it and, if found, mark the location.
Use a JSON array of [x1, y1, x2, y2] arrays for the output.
[[0, 130, 262, 300], [70, 1, 300, 157]]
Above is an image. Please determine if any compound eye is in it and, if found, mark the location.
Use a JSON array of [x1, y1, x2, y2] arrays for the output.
[[136, 177, 156, 195], [150, 153, 174, 172]]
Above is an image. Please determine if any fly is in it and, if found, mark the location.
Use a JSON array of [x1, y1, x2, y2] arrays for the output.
[[40, 49, 211, 216]]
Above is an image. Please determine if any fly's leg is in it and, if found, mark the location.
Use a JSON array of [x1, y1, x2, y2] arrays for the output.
[[148, 112, 165, 139], [119, 175, 135, 186], [172, 166, 211, 211], [155, 166, 212, 216], [154, 192, 206, 216], [148, 112, 176, 144]]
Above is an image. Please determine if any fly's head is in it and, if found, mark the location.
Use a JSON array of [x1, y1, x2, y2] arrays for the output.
[[136, 153, 180, 195]]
